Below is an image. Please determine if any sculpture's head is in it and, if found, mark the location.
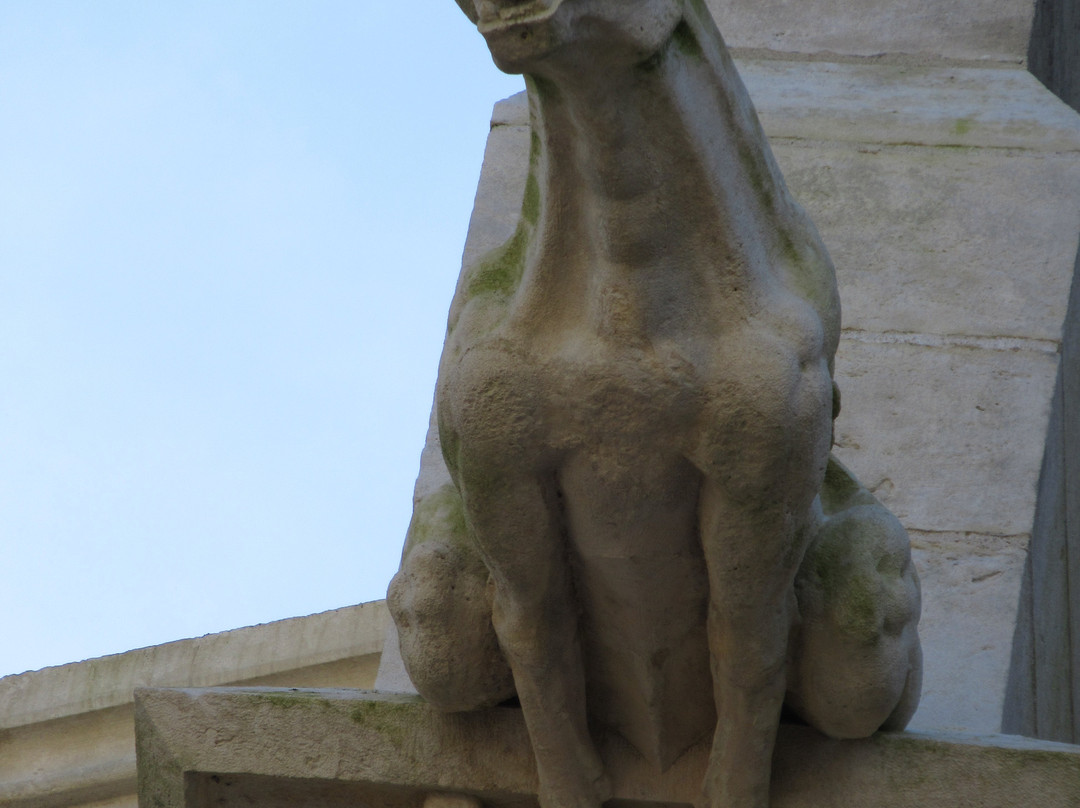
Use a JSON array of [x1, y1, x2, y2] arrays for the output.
[[453, 0, 684, 76]]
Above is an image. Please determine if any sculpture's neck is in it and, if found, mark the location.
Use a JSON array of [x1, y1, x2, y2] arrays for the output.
[[513, 15, 797, 341]]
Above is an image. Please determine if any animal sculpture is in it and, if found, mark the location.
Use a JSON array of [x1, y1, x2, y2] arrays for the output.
[[389, 2, 922, 806]]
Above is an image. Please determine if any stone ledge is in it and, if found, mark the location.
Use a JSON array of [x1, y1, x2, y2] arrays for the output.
[[135, 688, 1080, 808], [704, 0, 1034, 65], [0, 754, 136, 808], [491, 62, 1080, 153], [0, 603, 388, 808], [485, 67, 1080, 346], [0, 601, 388, 730]]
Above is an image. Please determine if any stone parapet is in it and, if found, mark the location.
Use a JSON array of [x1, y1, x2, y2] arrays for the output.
[[135, 687, 1080, 808]]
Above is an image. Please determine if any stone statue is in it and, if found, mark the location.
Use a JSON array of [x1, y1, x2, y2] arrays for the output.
[[388, 2, 923, 807]]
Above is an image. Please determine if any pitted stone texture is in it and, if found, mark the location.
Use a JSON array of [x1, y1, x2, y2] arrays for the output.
[[387, 56, 1080, 738], [401, 9, 921, 807]]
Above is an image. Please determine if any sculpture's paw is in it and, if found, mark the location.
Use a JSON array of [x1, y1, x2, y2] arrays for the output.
[[388, 485, 515, 711], [801, 503, 919, 643], [789, 495, 922, 737]]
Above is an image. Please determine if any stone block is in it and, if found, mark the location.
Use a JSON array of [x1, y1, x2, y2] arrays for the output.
[[910, 537, 1028, 733], [742, 60, 1080, 152], [705, 0, 1035, 64], [135, 687, 1080, 808], [831, 339, 1057, 537], [776, 144, 1080, 341], [486, 64, 1080, 342]]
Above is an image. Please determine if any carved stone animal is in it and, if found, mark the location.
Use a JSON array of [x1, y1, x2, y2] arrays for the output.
[[388, 2, 922, 807]]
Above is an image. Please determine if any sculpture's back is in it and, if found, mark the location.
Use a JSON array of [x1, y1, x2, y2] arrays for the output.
[[389, 2, 921, 807]]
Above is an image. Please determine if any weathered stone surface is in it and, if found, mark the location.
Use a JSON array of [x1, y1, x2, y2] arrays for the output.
[[393, 5, 924, 807], [483, 67, 1080, 342], [135, 687, 1080, 808], [1, 601, 388, 730], [776, 145, 1080, 342], [487, 64, 1080, 342], [832, 338, 1058, 537], [391, 49, 1080, 739], [742, 61, 1080, 152], [492, 60, 1080, 155], [705, 0, 1035, 64]]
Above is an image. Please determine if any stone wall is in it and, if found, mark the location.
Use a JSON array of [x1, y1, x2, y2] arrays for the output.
[[1004, 244, 1080, 743], [1029, 0, 1080, 111], [712, 0, 1034, 63]]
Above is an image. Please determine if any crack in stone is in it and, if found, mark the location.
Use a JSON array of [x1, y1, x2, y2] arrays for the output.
[[840, 329, 1060, 355]]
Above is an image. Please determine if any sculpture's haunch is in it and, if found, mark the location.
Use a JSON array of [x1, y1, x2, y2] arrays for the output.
[[388, 2, 922, 807]]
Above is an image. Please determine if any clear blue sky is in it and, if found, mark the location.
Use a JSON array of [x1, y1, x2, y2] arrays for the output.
[[0, 2, 523, 677]]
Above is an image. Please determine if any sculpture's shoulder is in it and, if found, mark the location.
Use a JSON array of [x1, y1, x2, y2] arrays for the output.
[[446, 225, 528, 340], [771, 199, 842, 364]]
